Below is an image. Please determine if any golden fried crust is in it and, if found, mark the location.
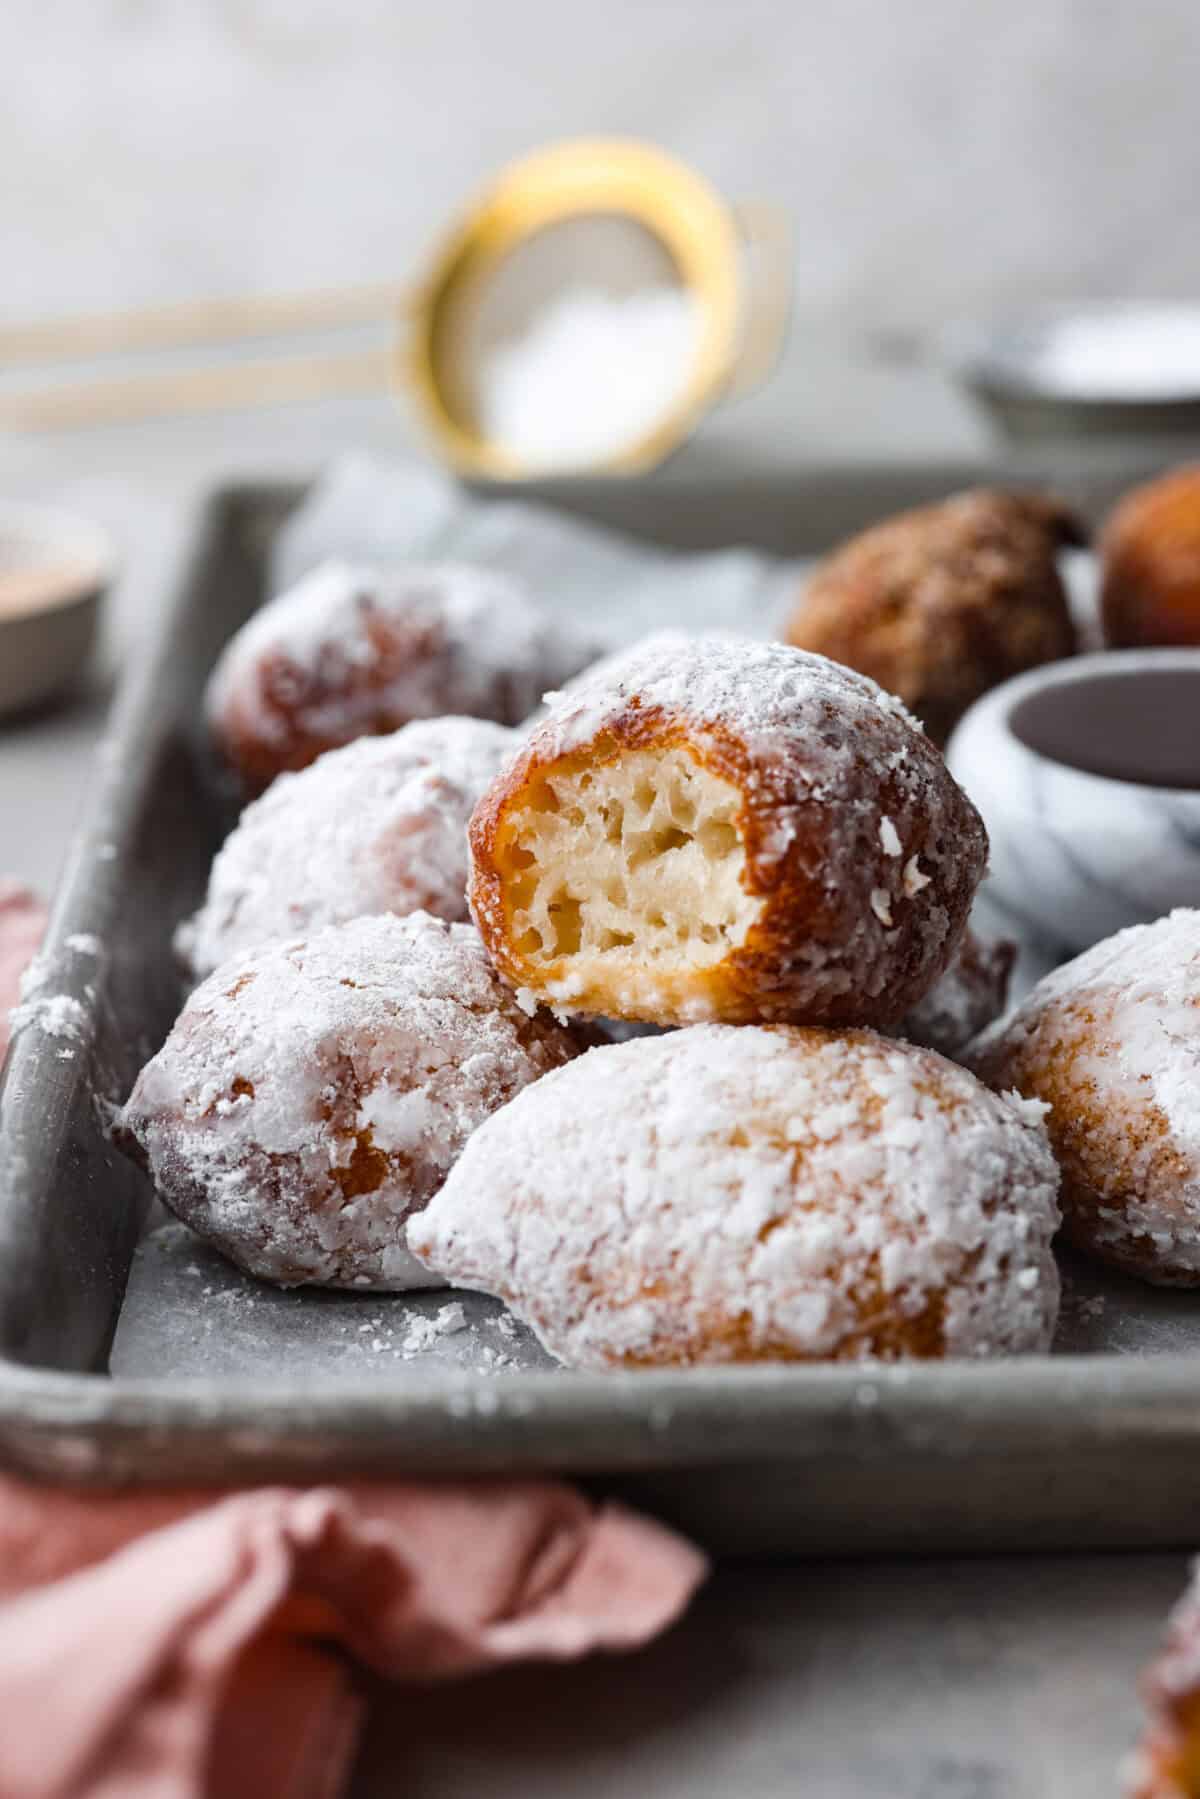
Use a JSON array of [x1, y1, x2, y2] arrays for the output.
[[968, 914, 1200, 1286], [206, 563, 598, 795], [785, 488, 1082, 745], [213, 608, 450, 791], [469, 671, 988, 1030], [1130, 1569, 1200, 1798], [1101, 465, 1200, 650]]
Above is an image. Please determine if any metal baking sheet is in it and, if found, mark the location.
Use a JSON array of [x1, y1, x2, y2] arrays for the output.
[[4, 458, 1200, 1557]]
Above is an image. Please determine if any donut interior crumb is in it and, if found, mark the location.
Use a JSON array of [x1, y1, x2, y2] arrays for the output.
[[500, 748, 762, 997]]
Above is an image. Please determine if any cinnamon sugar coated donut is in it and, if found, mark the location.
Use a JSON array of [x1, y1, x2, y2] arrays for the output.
[[177, 717, 515, 981], [468, 634, 988, 1029], [408, 1025, 1060, 1368], [207, 560, 600, 790], [119, 912, 582, 1289], [901, 927, 1015, 1061], [1101, 464, 1200, 649], [785, 489, 1081, 746], [969, 909, 1200, 1285]]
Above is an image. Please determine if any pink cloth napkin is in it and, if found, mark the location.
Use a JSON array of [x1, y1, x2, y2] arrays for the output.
[[0, 1473, 707, 1799], [0, 881, 47, 1064]]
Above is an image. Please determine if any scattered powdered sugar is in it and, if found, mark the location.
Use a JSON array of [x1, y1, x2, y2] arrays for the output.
[[120, 912, 582, 1291], [879, 815, 902, 857], [409, 1023, 1061, 1370], [177, 717, 516, 980], [8, 990, 87, 1045], [969, 908, 1200, 1279], [109, 1222, 554, 1379]]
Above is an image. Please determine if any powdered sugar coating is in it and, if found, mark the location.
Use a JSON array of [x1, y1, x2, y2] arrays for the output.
[[177, 717, 516, 981], [902, 928, 1015, 1061], [206, 560, 600, 790], [969, 908, 1200, 1285], [470, 633, 989, 1028], [409, 1024, 1060, 1368], [539, 630, 920, 756], [120, 912, 582, 1290]]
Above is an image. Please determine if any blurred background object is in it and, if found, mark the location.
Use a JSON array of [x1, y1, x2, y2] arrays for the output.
[[4, 0, 1197, 333], [3, 0, 1200, 458], [0, 505, 111, 716]]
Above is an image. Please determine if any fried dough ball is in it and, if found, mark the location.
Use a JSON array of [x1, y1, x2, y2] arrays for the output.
[[468, 634, 988, 1030], [785, 489, 1082, 745], [207, 560, 599, 791], [1101, 464, 1200, 649], [408, 1024, 1061, 1369], [969, 909, 1200, 1286], [901, 927, 1015, 1061], [119, 912, 582, 1290], [177, 717, 515, 982], [1130, 1560, 1200, 1799]]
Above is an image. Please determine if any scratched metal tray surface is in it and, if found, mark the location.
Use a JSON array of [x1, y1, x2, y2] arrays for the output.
[[3, 457, 1200, 1556]]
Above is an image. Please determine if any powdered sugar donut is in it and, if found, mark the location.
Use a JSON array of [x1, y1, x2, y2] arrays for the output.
[[901, 927, 1015, 1061], [119, 912, 582, 1289], [468, 633, 988, 1028], [177, 717, 516, 981], [207, 561, 600, 791], [969, 909, 1200, 1286], [409, 1024, 1060, 1368]]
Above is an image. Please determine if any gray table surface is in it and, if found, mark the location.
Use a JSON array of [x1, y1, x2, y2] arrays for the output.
[[0, 342, 1189, 1796]]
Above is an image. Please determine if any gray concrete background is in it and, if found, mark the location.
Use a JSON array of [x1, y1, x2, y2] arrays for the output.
[[3, 0, 1199, 331]]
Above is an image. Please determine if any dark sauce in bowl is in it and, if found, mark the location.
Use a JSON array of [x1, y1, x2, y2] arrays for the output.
[[1009, 665, 1200, 789]]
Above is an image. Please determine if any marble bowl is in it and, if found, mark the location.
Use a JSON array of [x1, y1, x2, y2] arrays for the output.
[[946, 649, 1200, 953], [0, 504, 112, 718]]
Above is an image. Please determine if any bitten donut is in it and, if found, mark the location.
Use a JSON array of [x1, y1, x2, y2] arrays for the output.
[[468, 634, 988, 1029], [207, 560, 599, 791], [785, 489, 1081, 745], [901, 927, 1015, 1061], [409, 1024, 1060, 1368], [119, 912, 581, 1289], [1101, 463, 1200, 649], [969, 909, 1200, 1285], [177, 716, 515, 981]]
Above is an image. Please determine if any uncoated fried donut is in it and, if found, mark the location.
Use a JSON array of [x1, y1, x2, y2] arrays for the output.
[[785, 489, 1081, 745]]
